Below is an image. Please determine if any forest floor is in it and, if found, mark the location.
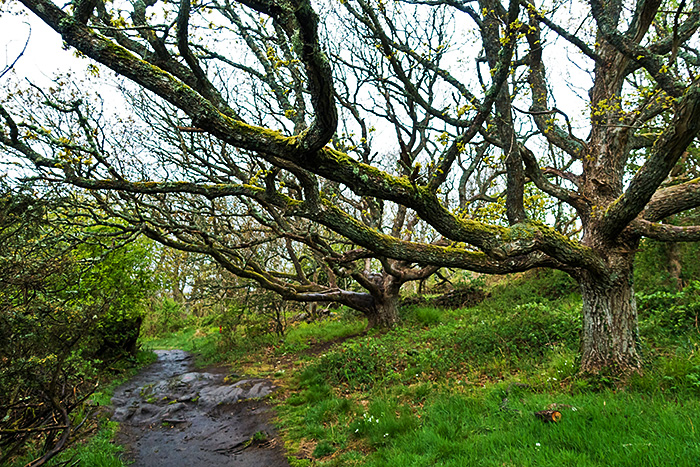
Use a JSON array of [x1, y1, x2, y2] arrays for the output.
[[110, 349, 289, 467]]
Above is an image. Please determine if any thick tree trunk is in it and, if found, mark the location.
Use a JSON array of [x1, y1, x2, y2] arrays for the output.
[[366, 293, 400, 328], [365, 277, 401, 329], [578, 268, 641, 373]]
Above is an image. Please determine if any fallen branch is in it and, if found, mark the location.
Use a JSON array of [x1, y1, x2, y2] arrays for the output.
[[534, 409, 562, 423]]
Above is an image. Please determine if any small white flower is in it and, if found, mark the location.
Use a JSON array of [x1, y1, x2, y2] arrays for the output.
[[535, 443, 541, 447], [384, 433, 389, 437], [571, 407, 577, 411], [355, 429, 359, 433]]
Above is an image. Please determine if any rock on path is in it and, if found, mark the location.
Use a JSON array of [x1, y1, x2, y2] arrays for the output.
[[111, 350, 290, 467]]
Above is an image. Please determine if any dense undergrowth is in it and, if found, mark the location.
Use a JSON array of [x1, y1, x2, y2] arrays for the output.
[[5, 351, 157, 467]]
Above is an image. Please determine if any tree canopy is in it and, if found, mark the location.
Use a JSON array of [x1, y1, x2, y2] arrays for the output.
[[3, 0, 700, 371]]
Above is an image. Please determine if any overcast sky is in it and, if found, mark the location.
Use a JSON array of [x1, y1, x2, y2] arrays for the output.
[[0, 4, 82, 85]]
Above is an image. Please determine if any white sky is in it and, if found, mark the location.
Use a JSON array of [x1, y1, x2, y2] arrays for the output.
[[0, 4, 82, 86]]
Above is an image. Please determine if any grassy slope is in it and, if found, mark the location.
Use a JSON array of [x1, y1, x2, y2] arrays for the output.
[[225, 271, 700, 467], [130, 270, 700, 466]]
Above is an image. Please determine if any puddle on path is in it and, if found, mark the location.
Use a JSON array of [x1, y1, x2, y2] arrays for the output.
[[111, 350, 290, 466]]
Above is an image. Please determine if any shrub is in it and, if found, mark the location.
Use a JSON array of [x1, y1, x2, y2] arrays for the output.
[[637, 281, 700, 336], [309, 339, 394, 390], [0, 189, 155, 465], [142, 297, 188, 337]]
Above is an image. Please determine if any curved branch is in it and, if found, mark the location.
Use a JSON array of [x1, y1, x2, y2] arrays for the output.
[[632, 219, 700, 241], [139, 223, 377, 313], [520, 144, 589, 213], [0, 24, 31, 80], [291, 197, 606, 275], [589, 0, 686, 97], [643, 177, 700, 221], [176, 0, 218, 100], [624, 0, 662, 43], [600, 84, 700, 239], [524, 0, 602, 64], [242, 0, 337, 152]]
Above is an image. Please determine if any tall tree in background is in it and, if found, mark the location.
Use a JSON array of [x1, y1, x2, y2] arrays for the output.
[[3, 0, 700, 372]]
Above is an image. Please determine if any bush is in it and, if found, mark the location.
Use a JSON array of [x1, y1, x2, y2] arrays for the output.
[[0, 188, 155, 465], [635, 238, 700, 293], [637, 281, 700, 336], [311, 338, 393, 390], [142, 297, 188, 337]]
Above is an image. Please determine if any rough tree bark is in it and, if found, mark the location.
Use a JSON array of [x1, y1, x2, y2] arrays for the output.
[[577, 265, 640, 372], [365, 275, 402, 329]]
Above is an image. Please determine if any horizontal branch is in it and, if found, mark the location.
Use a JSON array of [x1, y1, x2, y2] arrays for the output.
[[292, 198, 607, 275], [643, 177, 700, 221], [632, 219, 700, 241]]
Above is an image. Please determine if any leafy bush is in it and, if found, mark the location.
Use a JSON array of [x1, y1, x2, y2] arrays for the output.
[[0, 188, 155, 465], [635, 238, 700, 293], [311, 339, 394, 390], [142, 297, 188, 337], [637, 281, 700, 336]]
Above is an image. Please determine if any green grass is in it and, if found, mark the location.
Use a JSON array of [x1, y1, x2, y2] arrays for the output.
[[9, 418, 128, 467], [43, 420, 126, 467], [123, 270, 700, 466], [283, 318, 366, 349], [267, 271, 700, 466], [277, 337, 700, 466], [357, 389, 700, 467]]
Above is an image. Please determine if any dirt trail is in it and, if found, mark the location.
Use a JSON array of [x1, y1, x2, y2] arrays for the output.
[[110, 350, 290, 467]]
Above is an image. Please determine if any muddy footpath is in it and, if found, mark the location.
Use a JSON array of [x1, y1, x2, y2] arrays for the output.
[[110, 350, 290, 466]]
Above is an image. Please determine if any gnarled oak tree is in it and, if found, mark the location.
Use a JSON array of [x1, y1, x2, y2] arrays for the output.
[[3, 0, 700, 372]]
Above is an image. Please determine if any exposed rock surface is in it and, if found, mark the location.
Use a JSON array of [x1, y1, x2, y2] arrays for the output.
[[111, 350, 289, 467]]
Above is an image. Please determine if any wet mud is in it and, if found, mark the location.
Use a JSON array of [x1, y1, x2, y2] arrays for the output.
[[111, 350, 289, 467]]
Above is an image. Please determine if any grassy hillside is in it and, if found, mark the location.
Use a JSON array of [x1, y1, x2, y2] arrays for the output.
[[133, 266, 700, 466], [191, 269, 699, 467]]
